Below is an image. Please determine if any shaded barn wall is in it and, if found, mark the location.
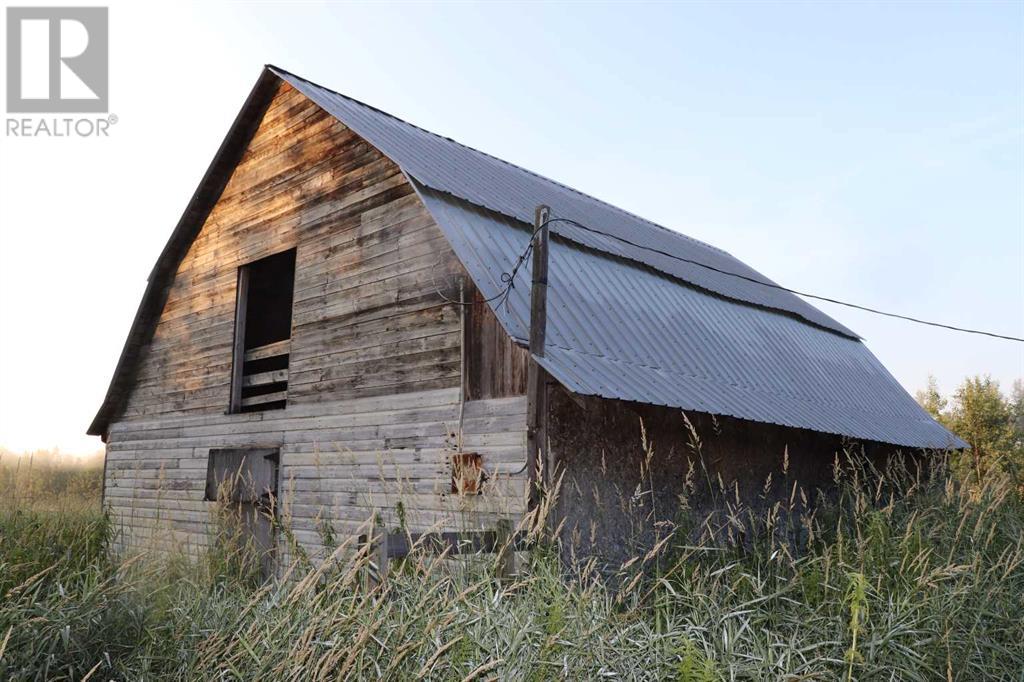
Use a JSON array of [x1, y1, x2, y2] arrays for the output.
[[464, 283, 529, 401], [104, 82, 528, 560], [548, 388, 904, 569]]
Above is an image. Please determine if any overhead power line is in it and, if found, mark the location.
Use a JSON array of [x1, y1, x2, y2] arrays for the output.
[[441, 213, 1024, 343], [545, 217, 1024, 343]]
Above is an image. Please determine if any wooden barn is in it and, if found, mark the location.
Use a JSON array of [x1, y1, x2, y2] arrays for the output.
[[88, 66, 963, 570]]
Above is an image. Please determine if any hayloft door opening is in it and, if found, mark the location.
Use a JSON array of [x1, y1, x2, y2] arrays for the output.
[[229, 249, 296, 413], [205, 448, 280, 580]]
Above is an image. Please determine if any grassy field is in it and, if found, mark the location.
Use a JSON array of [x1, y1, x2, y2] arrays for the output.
[[1, 449, 1022, 680]]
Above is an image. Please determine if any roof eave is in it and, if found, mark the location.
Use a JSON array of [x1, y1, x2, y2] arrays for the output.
[[87, 67, 283, 437]]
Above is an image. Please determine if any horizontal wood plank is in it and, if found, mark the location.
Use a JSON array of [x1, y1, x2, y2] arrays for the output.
[[242, 369, 288, 387], [244, 339, 291, 362], [240, 390, 288, 407]]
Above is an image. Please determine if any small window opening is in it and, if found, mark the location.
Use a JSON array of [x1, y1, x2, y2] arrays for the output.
[[451, 452, 486, 495], [204, 448, 280, 582], [230, 249, 296, 413], [204, 448, 280, 503]]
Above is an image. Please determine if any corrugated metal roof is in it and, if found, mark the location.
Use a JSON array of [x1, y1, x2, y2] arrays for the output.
[[418, 186, 964, 449], [271, 66, 857, 339]]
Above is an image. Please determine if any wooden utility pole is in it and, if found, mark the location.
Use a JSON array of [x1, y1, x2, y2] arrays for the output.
[[526, 205, 550, 509]]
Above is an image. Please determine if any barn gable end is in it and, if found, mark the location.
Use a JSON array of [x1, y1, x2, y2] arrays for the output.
[[119, 82, 462, 419], [103, 80, 529, 557]]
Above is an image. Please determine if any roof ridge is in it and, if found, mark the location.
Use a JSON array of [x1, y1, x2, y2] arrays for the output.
[[268, 63, 857, 338], [415, 181, 858, 340], [265, 64, 729, 256]]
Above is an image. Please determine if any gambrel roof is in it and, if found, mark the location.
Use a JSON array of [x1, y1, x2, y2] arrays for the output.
[[89, 65, 964, 449]]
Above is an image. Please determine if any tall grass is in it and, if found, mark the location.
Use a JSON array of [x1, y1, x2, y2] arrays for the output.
[[1, 446, 1022, 680], [0, 448, 104, 511]]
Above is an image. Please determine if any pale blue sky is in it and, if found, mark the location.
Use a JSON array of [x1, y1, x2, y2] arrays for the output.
[[0, 0, 1021, 453]]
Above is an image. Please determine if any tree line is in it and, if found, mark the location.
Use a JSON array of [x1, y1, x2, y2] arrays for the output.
[[917, 375, 1024, 484]]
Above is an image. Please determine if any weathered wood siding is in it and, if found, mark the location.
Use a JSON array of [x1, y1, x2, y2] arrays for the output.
[[105, 82, 527, 558], [106, 390, 527, 557], [465, 283, 529, 400], [121, 84, 459, 417], [548, 387, 910, 570]]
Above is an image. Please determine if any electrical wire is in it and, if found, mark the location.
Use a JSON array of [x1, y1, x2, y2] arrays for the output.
[[437, 215, 1024, 343], [547, 217, 1023, 343], [432, 219, 550, 311]]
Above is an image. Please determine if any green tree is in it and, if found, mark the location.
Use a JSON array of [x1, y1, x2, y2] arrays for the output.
[[917, 375, 1023, 485], [1009, 379, 1024, 449], [945, 376, 1014, 480], [915, 376, 947, 421]]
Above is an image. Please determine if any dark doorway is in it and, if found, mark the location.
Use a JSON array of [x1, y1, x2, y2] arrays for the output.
[[230, 249, 297, 413], [205, 447, 281, 581]]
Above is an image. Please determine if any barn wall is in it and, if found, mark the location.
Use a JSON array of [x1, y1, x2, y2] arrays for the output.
[[548, 388, 903, 570], [106, 390, 527, 558], [104, 82, 527, 560]]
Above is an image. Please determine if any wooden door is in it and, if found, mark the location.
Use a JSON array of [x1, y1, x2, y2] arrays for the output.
[[206, 448, 280, 580]]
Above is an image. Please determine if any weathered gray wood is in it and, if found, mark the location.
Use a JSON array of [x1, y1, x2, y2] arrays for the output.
[[116, 86, 464, 420], [464, 281, 528, 401], [242, 369, 289, 387], [89, 73, 284, 438], [376, 530, 389, 584], [229, 266, 249, 413], [458, 277, 468, 444], [108, 387, 527, 436], [240, 390, 288, 407], [244, 339, 290, 362], [107, 387, 527, 557], [529, 205, 550, 358], [526, 205, 551, 507], [362, 526, 530, 560], [495, 518, 514, 580], [204, 447, 278, 502]]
